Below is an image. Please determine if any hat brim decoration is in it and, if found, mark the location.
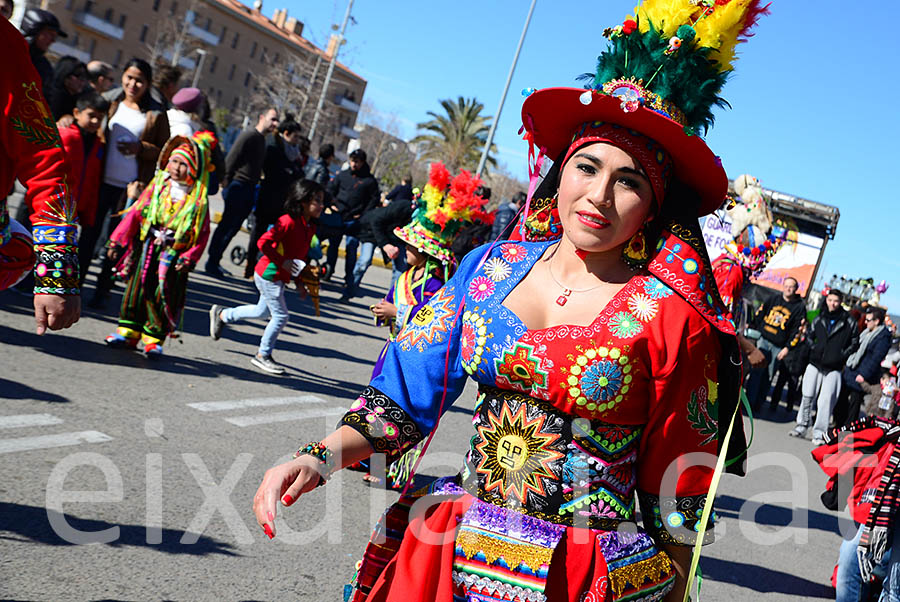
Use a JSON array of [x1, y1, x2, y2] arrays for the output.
[[520, 0, 770, 217], [394, 162, 489, 264]]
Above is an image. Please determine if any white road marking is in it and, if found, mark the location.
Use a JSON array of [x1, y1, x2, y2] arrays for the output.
[[0, 414, 64, 430], [187, 395, 328, 412], [0, 431, 112, 454], [225, 407, 346, 428]]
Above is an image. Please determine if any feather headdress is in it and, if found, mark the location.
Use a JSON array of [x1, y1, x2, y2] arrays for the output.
[[394, 162, 490, 264]]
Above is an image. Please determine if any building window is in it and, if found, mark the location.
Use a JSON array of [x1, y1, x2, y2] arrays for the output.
[[209, 56, 217, 73], [216, 90, 222, 102], [104, 7, 113, 20], [231, 33, 239, 49], [113, 49, 122, 67], [228, 64, 235, 81], [65, 0, 74, 9], [139, 24, 148, 42], [88, 38, 96, 54], [260, 46, 267, 63], [231, 97, 239, 110], [169, 1, 177, 17], [84, 0, 94, 14], [118, 14, 127, 27], [221, 25, 227, 39], [204, 17, 212, 30], [273, 53, 279, 64], [152, 0, 160, 11], [243, 72, 251, 87], [250, 41, 257, 58]]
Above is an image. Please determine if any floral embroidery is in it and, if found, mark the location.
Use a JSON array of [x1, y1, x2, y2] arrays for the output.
[[495, 342, 549, 395], [609, 311, 643, 338], [340, 387, 424, 462], [686, 378, 719, 446], [563, 345, 633, 414], [461, 310, 489, 374], [500, 242, 526, 263], [627, 293, 659, 322], [395, 287, 457, 351], [580, 360, 623, 402], [643, 277, 673, 299], [468, 276, 495, 302], [483, 257, 511, 282]]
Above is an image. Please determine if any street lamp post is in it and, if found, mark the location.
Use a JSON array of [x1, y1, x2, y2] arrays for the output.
[[308, 0, 354, 142], [476, 0, 537, 177], [191, 48, 208, 88]]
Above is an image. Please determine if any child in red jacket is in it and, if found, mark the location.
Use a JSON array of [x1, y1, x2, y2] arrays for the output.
[[63, 91, 109, 283], [208, 179, 324, 375]]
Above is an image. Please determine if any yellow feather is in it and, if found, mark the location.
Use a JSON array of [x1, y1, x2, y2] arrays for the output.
[[636, 0, 697, 38]]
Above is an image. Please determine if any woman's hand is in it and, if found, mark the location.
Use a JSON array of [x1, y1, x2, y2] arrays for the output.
[[117, 140, 141, 156], [371, 300, 397, 320], [252, 455, 325, 539]]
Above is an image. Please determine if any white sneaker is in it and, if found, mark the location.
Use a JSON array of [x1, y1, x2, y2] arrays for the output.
[[788, 427, 807, 438], [250, 354, 285, 375]]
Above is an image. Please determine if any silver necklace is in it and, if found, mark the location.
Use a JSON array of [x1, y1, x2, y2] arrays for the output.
[[547, 252, 606, 306]]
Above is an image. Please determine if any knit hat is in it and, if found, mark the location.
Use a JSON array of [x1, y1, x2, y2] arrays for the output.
[[393, 163, 490, 264], [520, 0, 770, 217], [169, 142, 198, 183]]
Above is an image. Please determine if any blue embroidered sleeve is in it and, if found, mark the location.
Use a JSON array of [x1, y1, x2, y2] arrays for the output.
[[340, 247, 486, 461]]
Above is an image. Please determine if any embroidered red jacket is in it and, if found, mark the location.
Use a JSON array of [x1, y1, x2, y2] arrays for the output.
[[0, 18, 79, 294]]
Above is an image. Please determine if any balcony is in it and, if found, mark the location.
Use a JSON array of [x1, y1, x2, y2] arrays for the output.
[[48, 41, 91, 63], [161, 50, 197, 70], [340, 125, 359, 140], [73, 12, 124, 40], [334, 95, 360, 113], [184, 11, 220, 46]]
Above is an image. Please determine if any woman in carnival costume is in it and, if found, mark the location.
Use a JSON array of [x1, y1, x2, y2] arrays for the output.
[[253, 2, 767, 600], [103, 131, 216, 356], [362, 162, 489, 488]]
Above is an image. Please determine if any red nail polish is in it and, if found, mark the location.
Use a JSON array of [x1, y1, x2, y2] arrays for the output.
[[282, 493, 293, 506], [267, 511, 274, 522], [263, 524, 274, 539]]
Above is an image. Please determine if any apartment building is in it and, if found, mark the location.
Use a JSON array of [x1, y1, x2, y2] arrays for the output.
[[29, 0, 366, 155]]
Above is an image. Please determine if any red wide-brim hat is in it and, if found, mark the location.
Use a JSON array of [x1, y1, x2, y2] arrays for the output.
[[521, 87, 727, 217]]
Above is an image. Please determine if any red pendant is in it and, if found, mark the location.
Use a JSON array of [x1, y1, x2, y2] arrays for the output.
[[556, 289, 571, 306]]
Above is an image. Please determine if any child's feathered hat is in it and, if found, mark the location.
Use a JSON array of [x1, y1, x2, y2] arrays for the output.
[[394, 163, 490, 264], [520, 0, 769, 216]]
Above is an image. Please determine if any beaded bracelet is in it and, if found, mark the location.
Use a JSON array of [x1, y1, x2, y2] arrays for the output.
[[292, 441, 336, 482]]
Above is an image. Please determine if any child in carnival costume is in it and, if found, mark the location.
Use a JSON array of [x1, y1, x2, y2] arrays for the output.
[[104, 131, 217, 355], [362, 162, 489, 488]]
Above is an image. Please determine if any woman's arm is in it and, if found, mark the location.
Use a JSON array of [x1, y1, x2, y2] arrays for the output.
[[138, 110, 169, 163], [252, 425, 373, 537]]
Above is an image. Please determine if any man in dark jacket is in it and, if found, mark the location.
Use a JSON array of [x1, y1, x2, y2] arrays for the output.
[[790, 290, 859, 443], [746, 277, 806, 409], [304, 143, 334, 187], [346, 194, 415, 300], [834, 307, 892, 426], [491, 191, 526, 241], [324, 148, 379, 293], [243, 121, 302, 278], [20, 8, 66, 91], [204, 107, 278, 278]]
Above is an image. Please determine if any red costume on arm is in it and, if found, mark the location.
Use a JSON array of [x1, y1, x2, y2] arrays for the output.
[[0, 18, 79, 295]]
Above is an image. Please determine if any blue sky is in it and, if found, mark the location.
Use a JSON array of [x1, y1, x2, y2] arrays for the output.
[[280, 1, 900, 311]]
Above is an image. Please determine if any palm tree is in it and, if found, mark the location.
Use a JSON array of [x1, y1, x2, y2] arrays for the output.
[[412, 96, 498, 175]]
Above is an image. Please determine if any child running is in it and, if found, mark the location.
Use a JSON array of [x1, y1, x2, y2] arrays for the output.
[[104, 131, 216, 356], [208, 179, 324, 375]]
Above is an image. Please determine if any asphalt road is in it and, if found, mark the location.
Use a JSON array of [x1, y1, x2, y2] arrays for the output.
[[0, 223, 845, 601]]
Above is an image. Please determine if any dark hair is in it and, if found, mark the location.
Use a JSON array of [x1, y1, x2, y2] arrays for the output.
[[74, 90, 110, 113], [513, 191, 527, 205], [284, 179, 324, 220], [475, 185, 492, 201], [278, 121, 302, 135], [349, 148, 367, 162], [123, 57, 153, 83], [319, 143, 334, 160], [826, 289, 844, 302], [153, 65, 182, 90], [868, 307, 887, 325], [402, 174, 412, 184], [87, 61, 113, 83]]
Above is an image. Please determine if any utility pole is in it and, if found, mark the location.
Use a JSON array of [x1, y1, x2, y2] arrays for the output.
[[476, 0, 537, 177], [308, 0, 354, 142]]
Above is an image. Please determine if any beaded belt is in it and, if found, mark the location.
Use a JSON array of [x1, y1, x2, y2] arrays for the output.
[[460, 385, 642, 531]]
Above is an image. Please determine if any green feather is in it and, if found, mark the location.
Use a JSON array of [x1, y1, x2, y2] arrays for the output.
[[578, 21, 731, 133]]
